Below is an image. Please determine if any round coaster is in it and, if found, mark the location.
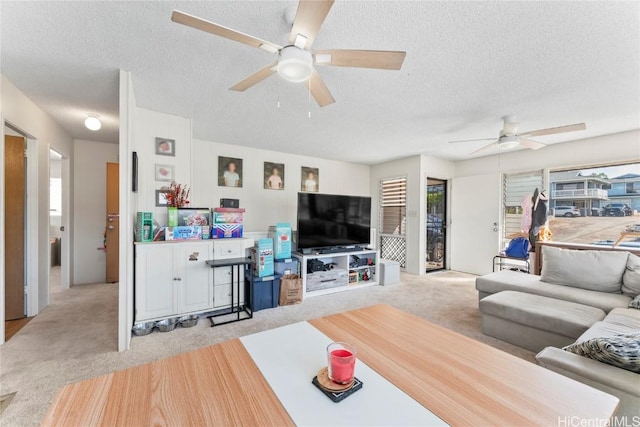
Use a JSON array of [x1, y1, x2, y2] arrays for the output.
[[316, 367, 354, 392]]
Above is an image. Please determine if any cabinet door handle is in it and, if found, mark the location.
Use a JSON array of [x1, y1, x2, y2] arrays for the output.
[[174, 277, 182, 281]]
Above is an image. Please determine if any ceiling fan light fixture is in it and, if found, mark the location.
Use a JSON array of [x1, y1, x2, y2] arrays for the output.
[[84, 114, 101, 131], [497, 135, 519, 150], [278, 46, 313, 83]]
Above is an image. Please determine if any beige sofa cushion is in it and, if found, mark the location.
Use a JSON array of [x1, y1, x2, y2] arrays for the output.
[[476, 270, 631, 313], [604, 308, 640, 330], [540, 246, 628, 293], [623, 253, 640, 296]]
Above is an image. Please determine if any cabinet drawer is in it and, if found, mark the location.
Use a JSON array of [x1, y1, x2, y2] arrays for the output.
[[213, 266, 246, 285], [213, 239, 245, 259], [214, 283, 245, 308]]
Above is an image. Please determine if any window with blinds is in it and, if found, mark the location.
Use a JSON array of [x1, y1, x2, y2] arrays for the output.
[[503, 171, 545, 241], [380, 177, 407, 235]]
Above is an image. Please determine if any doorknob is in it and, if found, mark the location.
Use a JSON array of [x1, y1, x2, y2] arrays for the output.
[[107, 225, 115, 230], [59, 226, 65, 232]]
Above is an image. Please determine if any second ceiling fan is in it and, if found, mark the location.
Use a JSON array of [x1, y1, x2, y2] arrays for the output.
[[171, 0, 406, 107]]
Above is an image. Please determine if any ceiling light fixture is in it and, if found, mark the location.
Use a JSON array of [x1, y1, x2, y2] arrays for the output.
[[497, 135, 519, 150], [277, 46, 313, 83], [84, 114, 102, 131]]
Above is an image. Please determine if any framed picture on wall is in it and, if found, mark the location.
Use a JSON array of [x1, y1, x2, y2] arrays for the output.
[[155, 189, 170, 207], [301, 166, 319, 192], [218, 156, 243, 187], [264, 162, 285, 190], [155, 164, 175, 182], [155, 137, 175, 156]]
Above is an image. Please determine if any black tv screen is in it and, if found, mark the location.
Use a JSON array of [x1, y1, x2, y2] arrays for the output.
[[297, 193, 372, 250]]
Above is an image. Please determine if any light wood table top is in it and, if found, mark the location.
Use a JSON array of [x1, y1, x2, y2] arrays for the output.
[[40, 339, 294, 427], [310, 304, 619, 426], [41, 304, 619, 426]]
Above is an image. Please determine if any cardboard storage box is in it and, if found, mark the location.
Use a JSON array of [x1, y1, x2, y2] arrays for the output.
[[135, 212, 153, 242], [177, 208, 211, 226], [268, 223, 292, 260], [166, 226, 203, 240], [213, 208, 245, 224], [252, 238, 274, 277], [212, 224, 243, 239]]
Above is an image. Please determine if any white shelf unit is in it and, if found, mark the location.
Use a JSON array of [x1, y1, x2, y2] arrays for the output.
[[293, 249, 379, 298]]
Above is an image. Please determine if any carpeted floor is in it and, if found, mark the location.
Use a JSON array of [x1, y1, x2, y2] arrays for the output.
[[0, 270, 534, 426]]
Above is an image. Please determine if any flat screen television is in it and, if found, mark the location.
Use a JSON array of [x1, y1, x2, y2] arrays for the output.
[[297, 193, 372, 250]]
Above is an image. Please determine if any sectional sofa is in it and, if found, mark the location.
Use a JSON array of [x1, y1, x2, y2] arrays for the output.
[[476, 242, 640, 417]]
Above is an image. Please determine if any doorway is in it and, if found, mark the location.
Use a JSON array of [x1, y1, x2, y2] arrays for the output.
[[50, 150, 63, 293], [4, 134, 28, 339], [426, 178, 446, 272]]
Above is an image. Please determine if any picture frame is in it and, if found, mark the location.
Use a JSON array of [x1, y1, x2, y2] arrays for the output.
[[264, 162, 285, 190], [218, 156, 243, 187], [155, 189, 170, 207], [155, 137, 175, 157], [155, 164, 175, 182], [301, 166, 319, 192]]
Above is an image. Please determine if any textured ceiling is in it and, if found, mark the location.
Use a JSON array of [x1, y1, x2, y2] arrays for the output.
[[1, 1, 639, 163]]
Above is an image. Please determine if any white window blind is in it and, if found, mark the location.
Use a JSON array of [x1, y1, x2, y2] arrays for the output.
[[380, 177, 407, 235], [503, 171, 544, 241]]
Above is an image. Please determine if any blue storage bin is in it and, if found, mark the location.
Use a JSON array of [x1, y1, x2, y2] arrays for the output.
[[248, 273, 282, 312], [274, 258, 299, 275]]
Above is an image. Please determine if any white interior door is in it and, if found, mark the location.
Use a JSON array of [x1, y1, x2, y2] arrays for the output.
[[450, 173, 501, 275]]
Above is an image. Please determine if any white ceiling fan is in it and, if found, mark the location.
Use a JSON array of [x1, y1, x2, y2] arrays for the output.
[[171, 0, 406, 107], [449, 115, 587, 154]]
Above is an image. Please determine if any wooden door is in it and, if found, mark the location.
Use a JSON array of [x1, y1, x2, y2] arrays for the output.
[[4, 136, 26, 320], [105, 162, 119, 283]]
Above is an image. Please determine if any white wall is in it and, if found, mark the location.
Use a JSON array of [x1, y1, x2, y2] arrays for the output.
[[1, 75, 74, 344], [133, 107, 192, 224], [191, 139, 371, 232], [450, 130, 640, 272], [73, 140, 119, 284], [370, 155, 455, 275]]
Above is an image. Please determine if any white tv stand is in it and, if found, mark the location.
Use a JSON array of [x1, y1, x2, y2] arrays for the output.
[[293, 248, 379, 298]]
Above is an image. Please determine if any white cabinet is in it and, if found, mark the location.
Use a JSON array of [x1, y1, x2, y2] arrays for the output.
[[293, 249, 379, 298], [135, 241, 213, 322], [211, 239, 253, 309]]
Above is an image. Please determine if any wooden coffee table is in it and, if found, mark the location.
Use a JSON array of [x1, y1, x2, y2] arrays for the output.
[[41, 305, 619, 426]]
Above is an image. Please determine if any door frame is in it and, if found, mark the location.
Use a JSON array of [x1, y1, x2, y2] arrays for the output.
[[425, 177, 447, 273], [26, 138, 39, 315]]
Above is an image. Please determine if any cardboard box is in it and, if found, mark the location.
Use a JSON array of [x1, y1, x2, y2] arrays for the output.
[[177, 208, 211, 226], [166, 226, 203, 240], [268, 222, 292, 260], [212, 224, 243, 239], [213, 208, 245, 224], [252, 238, 274, 277]]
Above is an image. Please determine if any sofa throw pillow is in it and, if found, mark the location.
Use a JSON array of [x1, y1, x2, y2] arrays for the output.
[[622, 253, 640, 296], [563, 332, 640, 374], [629, 295, 640, 310], [540, 246, 627, 293]]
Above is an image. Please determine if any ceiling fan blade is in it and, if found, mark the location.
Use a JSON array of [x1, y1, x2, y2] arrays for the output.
[[229, 62, 277, 92], [471, 142, 497, 155], [314, 50, 406, 70], [289, 0, 335, 50], [449, 138, 496, 144], [172, 10, 282, 53], [519, 138, 547, 150], [520, 122, 586, 138], [307, 70, 335, 107]]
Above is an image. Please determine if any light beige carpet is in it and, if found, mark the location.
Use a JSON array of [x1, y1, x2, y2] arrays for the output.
[[0, 270, 534, 426]]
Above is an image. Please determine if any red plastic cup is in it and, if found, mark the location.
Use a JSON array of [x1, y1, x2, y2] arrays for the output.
[[327, 342, 357, 384]]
